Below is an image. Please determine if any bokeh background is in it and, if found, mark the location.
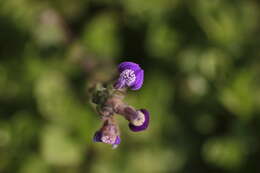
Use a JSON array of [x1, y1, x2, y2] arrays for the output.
[[1, 0, 260, 172]]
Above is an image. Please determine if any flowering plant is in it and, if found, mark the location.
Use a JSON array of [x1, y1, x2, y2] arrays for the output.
[[89, 62, 149, 148]]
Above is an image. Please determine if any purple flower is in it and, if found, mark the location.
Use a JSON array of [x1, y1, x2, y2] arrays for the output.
[[93, 131, 120, 145], [93, 120, 121, 148], [114, 62, 144, 90], [128, 109, 150, 132]]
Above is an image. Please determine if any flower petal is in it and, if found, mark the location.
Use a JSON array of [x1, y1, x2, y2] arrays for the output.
[[114, 77, 126, 89], [118, 62, 140, 73], [114, 136, 121, 145], [130, 69, 144, 90], [93, 131, 102, 142], [129, 109, 150, 132]]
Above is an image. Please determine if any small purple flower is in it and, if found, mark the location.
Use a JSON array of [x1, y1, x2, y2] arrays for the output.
[[93, 131, 121, 148], [93, 120, 121, 148], [128, 109, 150, 132], [114, 62, 144, 90]]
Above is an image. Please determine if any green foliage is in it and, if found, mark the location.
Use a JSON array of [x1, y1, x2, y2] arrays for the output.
[[82, 13, 120, 59]]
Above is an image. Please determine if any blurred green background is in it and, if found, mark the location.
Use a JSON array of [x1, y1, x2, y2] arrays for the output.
[[1, 0, 260, 172]]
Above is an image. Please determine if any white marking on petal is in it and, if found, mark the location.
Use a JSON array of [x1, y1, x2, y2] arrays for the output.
[[120, 69, 136, 86], [101, 135, 116, 144], [132, 111, 145, 126]]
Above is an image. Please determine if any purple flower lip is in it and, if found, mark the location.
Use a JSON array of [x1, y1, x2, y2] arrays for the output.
[[93, 131, 102, 142], [114, 136, 121, 145], [93, 131, 121, 145], [129, 109, 150, 132], [114, 62, 144, 90]]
